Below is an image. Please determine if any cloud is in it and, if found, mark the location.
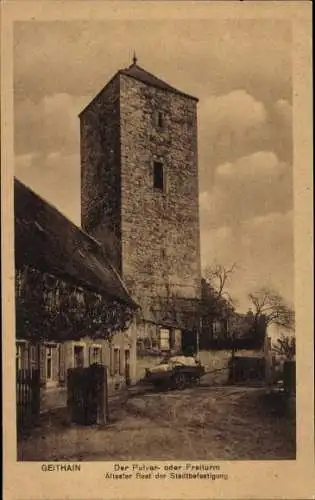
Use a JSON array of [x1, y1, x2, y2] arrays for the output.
[[200, 151, 293, 231], [274, 99, 292, 128], [13, 20, 293, 311], [216, 151, 286, 179], [15, 151, 81, 225], [198, 91, 269, 172], [200, 211, 294, 310], [14, 93, 88, 155], [15, 152, 40, 170], [204, 90, 267, 132], [14, 19, 292, 105]]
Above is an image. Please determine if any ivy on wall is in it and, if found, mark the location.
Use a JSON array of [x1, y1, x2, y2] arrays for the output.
[[15, 265, 135, 342]]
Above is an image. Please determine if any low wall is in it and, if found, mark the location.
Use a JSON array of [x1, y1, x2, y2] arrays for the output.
[[198, 349, 264, 385], [136, 355, 164, 381], [136, 349, 264, 385]]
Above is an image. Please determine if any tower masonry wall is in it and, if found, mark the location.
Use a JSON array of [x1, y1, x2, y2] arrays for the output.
[[80, 77, 122, 271], [119, 74, 201, 305]]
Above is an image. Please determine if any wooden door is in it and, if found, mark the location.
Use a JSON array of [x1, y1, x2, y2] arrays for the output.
[[74, 345, 84, 368], [125, 350, 131, 386]]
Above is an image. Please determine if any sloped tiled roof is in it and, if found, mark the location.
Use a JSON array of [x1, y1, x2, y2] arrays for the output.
[[120, 63, 198, 101], [14, 178, 137, 308], [79, 61, 198, 116]]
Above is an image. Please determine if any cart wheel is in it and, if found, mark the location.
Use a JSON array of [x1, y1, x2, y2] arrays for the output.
[[173, 372, 187, 390]]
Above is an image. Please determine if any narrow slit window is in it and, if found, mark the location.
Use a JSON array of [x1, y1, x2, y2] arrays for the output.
[[157, 111, 164, 129], [153, 161, 164, 191]]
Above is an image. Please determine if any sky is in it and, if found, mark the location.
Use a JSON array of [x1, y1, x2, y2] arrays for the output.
[[14, 19, 294, 313]]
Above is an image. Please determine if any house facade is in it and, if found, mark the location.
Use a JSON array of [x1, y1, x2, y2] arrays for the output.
[[80, 57, 202, 353], [15, 179, 137, 391], [16, 333, 134, 392]]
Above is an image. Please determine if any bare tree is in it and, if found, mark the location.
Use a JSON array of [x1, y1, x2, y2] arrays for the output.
[[248, 287, 295, 331], [200, 263, 238, 351], [203, 262, 237, 305], [272, 334, 296, 361]]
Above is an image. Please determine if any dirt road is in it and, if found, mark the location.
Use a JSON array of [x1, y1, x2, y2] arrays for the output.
[[18, 385, 295, 461]]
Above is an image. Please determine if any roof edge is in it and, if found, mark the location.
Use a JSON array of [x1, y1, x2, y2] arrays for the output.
[[120, 66, 199, 102], [78, 70, 121, 117], [79, 65, 199, 117], [14, 178, 138, 309]]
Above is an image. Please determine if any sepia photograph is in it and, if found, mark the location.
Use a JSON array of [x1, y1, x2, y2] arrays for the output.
[[1, 2, 313, 499], [13, 17, 298, 463]]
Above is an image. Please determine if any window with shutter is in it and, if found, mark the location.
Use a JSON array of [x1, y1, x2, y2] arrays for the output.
[[29, 344, 37, 370], [59, 343, 66, 382], [39, 344, 46, 383], [109, 347, 115, 376], [113, 348, 120, 375], [16, 343, 22, 372], [119, 348, 125, 376], [73, 345, 84, 368], [89, 345, 102, 365], [160, 328, 170, 350]]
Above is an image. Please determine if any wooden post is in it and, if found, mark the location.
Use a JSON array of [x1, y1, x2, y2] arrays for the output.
[[67, 368, 73, 424], [104, 367, 109, 423], [196, 317, 201, 358], [96, 366, 109, 425], [264, 335, 272, 389], [31, 369, 41, 425]]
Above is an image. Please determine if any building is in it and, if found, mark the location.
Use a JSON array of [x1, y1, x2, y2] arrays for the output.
[[200, 307, 267, 351], [80, 56, 202, 353], [15, 178, 138, 391]]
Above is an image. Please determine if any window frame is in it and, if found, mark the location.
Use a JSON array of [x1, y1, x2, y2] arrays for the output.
[[113, 347, 120, 375], [29, 344, 37, 370], [16, 343, 23, 371], [155, 110, 164, 130], [73, 342, 85, 368], [153, 160, 165, 191], [89, 344, 102, 365], [159, 328, 170, 350]]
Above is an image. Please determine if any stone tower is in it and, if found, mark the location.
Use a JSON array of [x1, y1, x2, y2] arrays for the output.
[[80, 57, 201, 346]]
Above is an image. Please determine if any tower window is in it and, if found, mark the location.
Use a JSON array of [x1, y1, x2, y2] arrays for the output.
[[153, 161, 164, 190], [156, 111, 164, 129]]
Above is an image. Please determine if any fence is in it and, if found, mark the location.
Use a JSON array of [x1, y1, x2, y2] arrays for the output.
[[16, 369, 41, 434]]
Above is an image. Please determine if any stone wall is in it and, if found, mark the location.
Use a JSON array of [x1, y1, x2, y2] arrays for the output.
[[119, 74, 201, 308], [80, 68, 202, 336], [80, 77, 122, 271], [136, 354, 164, 382], [135, 349, 265, 385], [198, 349, 265, 385], [59, 326, 137, 393]]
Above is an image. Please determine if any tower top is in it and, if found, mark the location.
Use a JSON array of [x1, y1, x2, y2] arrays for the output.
[[79, 55, 198, 116]]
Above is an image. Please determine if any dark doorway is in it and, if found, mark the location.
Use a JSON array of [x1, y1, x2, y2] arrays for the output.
[[125, 350, 131, 386], [181, 329, 197, 355], [74, 345, 84, 368]]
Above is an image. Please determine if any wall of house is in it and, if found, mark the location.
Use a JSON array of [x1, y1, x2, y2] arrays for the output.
[[16, 323, 137, 395], [120, 74, 201, 308], [60, 329, 136, 394]]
